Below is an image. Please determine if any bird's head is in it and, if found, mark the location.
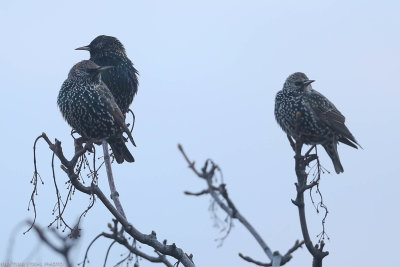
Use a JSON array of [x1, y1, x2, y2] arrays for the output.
[[284, 72, 315, 91], [75, 35, 126, 56], [68, 60, 113, 82]]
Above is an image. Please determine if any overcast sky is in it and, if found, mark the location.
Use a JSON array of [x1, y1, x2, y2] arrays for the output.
[[1, 1, 399, 266]]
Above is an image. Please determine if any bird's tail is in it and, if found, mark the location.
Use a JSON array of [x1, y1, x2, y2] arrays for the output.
[[322, 143, 344, 174], [108, 137, 134, 164]]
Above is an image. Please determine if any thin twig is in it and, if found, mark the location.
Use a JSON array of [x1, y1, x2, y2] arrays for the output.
[[26, 135, 46, 234], [184, 189, 210, 196], [103, 240, 117, 267], [82, 233, 104, 267], [50, 152, 72, 231]]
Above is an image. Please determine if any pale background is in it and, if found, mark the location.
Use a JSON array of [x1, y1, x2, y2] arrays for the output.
[[1, 1, 399, 266]]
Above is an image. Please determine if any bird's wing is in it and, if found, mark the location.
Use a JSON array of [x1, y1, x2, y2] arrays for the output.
[[96, 83, 136, 147], [306, 90, 359, 147]]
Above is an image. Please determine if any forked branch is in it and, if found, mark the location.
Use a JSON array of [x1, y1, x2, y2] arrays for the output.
[[30, 133, 195, 267], [28, 221, 74, 267], [178, 144, 304, 266]]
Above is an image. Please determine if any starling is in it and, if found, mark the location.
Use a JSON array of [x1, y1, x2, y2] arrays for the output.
[[274, 72, 360, 174], [57, 60, 135, 164], [75, 35, 138, 115]]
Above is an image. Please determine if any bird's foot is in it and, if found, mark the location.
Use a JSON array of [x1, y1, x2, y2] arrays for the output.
[[305, 145, 316, 157]]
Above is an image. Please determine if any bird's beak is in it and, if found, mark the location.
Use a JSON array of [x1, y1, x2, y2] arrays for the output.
[[75, 46, 90, 51], [97, 66, 114, 72], [303, 80, 315, 86]]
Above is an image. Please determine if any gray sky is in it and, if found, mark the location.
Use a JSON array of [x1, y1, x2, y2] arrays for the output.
[[1, 1, 399, 266]]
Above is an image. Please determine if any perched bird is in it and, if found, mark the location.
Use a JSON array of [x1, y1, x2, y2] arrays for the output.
[[57, 60, 135, 164], [75, 35, 138, 115], [274, 72, 360, 173]]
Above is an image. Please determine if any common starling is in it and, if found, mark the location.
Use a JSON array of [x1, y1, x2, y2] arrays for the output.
[[274, 72, 360, 174], [75, 35, 138, 115], [57, 60, 135, 164]]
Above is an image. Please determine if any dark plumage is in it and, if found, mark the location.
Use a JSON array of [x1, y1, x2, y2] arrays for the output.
[[275, 72, 360, 174], [76, 35, 138, 115], [57, 60, 135, 164]]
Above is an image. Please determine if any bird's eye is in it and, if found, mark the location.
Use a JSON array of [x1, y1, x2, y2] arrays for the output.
[[294, 82, 303, 86]]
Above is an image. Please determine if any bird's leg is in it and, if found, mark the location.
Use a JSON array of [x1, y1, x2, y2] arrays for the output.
[[93, 139, 103, 146], [287, 134, 296, 151], [76, 137, 101, 153], [304, 145, 318, 165], [72, 131, 91, 152], [91, 138, 103, 147], [70, 129, 77, 136], [305, 145, 316, 157], [87, 138, 104, 153], [74, 137, 86, 152]]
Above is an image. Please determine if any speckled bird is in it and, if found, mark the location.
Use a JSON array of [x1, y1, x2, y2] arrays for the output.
[[274, 72, 360, 173], [57, 60, 135, 164], [76, 35, 138, 115]]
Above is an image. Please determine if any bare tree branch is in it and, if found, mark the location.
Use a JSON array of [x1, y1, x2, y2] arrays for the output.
[[290, 114, 329, 267], [30, 133, 195, 267], [81, 219, 173, 267], [102, 232, 174, 267], [102, 141, 127, 219], [178, 144, 303, 266], [27, 221, 73, 267]]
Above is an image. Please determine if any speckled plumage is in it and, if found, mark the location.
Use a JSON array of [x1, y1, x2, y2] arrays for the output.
[[275, 72, 360, 173], [57, 60, 135, 164], [76, 35, 138, 115]]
